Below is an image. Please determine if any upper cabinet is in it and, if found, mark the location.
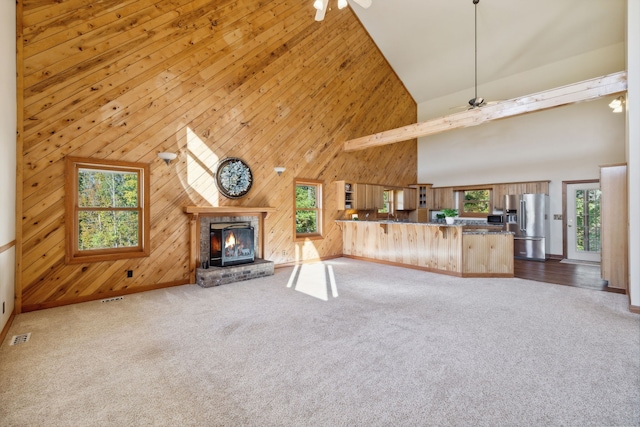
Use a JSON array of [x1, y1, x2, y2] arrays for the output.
[[396, 187, 417, 211], [492, 181, 550, 210], [357, 183, 384, 210], [336, 181, 355, 210], [411, 184, 432, 209], [336, 181, 384, 210], [337, 180, 549, 213], [431, 187, 455, 210]]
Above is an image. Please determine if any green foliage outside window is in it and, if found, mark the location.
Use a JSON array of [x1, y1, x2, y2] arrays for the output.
[[378, 190, 390, 214], [296, 184, 320, 234], [78, 169, 140, 250], [575, 189, 601, 252], [463, 189, 490, 214]]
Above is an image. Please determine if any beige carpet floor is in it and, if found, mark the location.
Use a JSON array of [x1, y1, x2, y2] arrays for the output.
[[1, 258, 639, 426]]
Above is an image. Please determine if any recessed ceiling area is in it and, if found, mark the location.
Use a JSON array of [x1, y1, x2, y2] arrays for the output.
[[344, 0, 625, 104]]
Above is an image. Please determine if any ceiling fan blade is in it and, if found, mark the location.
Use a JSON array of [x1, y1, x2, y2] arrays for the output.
[[351, 0, 372, 8]]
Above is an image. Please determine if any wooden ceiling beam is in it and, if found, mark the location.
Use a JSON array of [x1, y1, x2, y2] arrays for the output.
[[343, 71, 627, 152]]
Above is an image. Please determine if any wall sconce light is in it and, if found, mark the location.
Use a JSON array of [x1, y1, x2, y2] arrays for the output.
[[609, 96, 625, 113], [274, 166, 286, 176], [158, 152, 177, 165]]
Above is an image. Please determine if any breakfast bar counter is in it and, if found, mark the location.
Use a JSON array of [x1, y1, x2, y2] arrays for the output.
[[337, 221, 514, 277]]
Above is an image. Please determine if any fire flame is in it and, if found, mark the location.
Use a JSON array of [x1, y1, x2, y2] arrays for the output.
[[225, 231, 236, 249]]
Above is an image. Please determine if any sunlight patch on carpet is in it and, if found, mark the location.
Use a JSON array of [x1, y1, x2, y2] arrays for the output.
[[286, 263, 339, 301]]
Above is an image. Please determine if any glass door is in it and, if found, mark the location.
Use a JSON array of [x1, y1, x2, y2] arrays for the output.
[[566, 183, 601, 262]]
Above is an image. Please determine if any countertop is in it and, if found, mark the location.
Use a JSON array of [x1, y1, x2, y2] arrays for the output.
[[335, 220, 513, 235]]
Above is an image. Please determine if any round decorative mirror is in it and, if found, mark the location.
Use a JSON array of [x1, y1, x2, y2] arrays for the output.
[[215, 157, 253, 199]]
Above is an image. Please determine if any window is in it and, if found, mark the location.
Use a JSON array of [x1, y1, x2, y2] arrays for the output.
[[378, 190, 393, 215], [295, 180, 322, 238], [65, 157, 150, 263], [458, 189, 491, 217]]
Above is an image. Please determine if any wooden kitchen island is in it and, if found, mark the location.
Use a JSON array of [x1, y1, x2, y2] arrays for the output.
[[338, 221, 514, 277]]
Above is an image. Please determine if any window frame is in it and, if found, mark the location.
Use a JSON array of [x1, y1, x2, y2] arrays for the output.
[[378, 189, 394, 215], [65, 156, 150, 264], [294, 179, 323, 240], [457, 188, 492, 218]]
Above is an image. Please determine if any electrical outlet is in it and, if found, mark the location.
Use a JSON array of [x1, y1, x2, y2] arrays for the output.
[[127, 270, 133, 278], [282, 250, 286, 257]]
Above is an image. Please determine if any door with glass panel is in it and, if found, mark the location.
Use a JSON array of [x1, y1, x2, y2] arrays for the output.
[[566, 183, 601, 262]]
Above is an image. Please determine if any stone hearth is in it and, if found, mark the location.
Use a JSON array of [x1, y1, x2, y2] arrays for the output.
[[196, 258, 274, 288]]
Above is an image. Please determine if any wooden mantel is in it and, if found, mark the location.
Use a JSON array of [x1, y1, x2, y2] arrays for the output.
[[344, 71, 627, 151], [183, 206, 276, 216], [183, 206, 276, 283]]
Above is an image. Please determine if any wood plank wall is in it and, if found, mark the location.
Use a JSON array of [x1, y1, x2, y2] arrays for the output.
[[17, 0, 417, 311]]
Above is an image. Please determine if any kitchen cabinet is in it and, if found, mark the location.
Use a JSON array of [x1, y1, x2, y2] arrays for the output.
[[408, 184, 432, 222], [431, 187, 455, 210], [336, 181, 383, 210], [361, 184, 384, 210], [396, 187, 417, 210], [335, 180, 355, 210], [492, 185, 507, 211], [338, 221, 513, 277], [600, 164, 627, 290], [414, 184, 431, 209], [492, 181, 550, 210]]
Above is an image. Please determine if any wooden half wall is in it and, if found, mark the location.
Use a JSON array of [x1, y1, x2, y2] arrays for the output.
[[16, 0, 417, 311]]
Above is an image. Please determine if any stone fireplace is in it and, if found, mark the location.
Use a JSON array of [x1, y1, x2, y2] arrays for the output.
[[183, 206, 275, 287]]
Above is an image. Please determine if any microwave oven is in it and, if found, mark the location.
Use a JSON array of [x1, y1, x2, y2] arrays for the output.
[[487, 215, 503, 224]]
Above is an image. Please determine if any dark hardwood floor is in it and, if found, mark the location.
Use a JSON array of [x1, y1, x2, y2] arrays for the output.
[[514, 259, 625, 293]]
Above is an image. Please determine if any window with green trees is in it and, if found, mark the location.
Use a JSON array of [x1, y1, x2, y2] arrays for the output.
[[575, 188, 601, 252], [65, 157, 150, 263], [458, 189, 491, 217], [378, 190, 392, 214], [295, 180, 322, 238]]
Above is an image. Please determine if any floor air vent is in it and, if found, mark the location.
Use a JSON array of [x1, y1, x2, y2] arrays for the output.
[[10, 333, 31, 346], [101, 296, 124, 303]]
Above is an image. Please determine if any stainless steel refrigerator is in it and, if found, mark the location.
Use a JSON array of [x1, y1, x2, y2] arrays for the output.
[[504, 194, 549, 261]]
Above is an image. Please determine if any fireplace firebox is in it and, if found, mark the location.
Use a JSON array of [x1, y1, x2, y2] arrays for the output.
[[210, 222, 255, 267]]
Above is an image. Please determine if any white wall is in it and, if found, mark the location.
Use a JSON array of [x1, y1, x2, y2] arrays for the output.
[[417, 45, 626, 257], [1, 3, 16, 330], [419, 43, 625, 121]]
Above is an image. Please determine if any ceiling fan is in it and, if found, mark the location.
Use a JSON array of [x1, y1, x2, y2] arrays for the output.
[[314, 0, 372, 22], [451, 0, 492, 110]]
